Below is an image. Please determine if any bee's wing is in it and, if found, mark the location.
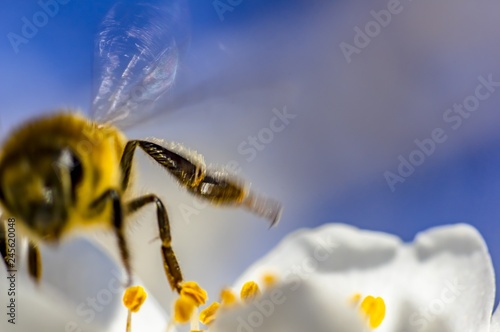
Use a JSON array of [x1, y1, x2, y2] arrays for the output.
[[91, 0, 189, 128]]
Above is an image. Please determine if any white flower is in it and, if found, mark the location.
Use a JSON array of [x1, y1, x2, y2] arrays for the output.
[[210, 223, 499, 332], [0, 237, 168, 332]]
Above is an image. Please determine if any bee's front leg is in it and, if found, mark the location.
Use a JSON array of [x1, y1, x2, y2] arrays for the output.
[[0, 219, 42, 283], [27, 241, 42, 283], [0, 220, 8, 270]]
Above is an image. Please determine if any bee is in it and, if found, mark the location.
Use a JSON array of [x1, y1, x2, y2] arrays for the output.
[[0, 0, 282, 295]]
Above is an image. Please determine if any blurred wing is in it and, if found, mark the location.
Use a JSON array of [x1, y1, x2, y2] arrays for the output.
[[91, 0, 189, 128]]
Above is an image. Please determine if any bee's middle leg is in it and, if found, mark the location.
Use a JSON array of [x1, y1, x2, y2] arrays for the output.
[[91, 189, 132, 286], [126, 194, 183, 293]]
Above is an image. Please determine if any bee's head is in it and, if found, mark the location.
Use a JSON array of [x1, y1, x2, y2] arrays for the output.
[[0, 147, 83, 242]]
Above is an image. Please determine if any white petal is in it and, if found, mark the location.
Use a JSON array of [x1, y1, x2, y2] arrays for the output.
[[214, 223, 495, 332], [0, 237, 169, 332], [211, 279, 366, 332], [490, 305, 500, 331], [407, 224, 495, 332]]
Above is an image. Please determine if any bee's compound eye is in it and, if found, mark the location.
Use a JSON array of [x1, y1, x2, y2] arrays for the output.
[[0, 184, 5, 204], [69, 154, 83, 188], [57, 148, 83, 188]]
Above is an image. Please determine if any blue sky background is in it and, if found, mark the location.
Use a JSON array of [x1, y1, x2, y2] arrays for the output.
[[2, 0, 500, 328]]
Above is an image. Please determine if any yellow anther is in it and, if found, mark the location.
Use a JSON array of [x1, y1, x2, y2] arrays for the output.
[[199, 302, 221, 325], [261, 272, 278, 288], [240, 281, 260, 303], [350, 293, 362, 305], [360, 295, 386, 329], [122, 286, 147, 313], [174, 296, 197, 324], [220, 288, 238, 307], [181, 281, 208, 306]]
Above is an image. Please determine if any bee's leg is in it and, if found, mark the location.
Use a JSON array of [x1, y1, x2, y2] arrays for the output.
[[27, 241, 42, 283], [126, 194, 182, 293], [0, 221, 8, 270], [120, 140, 281, 226], [0, 219, 42, 283], [91, 189, 132, 286], [120, 140, 203, 192]]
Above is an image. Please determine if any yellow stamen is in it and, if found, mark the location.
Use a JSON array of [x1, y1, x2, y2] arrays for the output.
[[174, 296, 197, 324], [181, 281, 208, 306], [261, 272, 278, 288], [220, 288, 238, 307], [240, 281, 260, 303], [360, 295, 386, 329], [200, 302, 221, 325], [123, 286, 147, 332], [123, 286, 147, 313]]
